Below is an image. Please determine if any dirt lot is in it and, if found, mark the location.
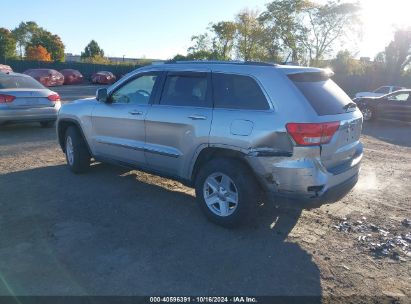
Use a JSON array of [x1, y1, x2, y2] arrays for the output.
[[0, 85, 410, 301]]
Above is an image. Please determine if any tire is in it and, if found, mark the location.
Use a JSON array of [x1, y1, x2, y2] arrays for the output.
[[361, 106, 374, 121], [195, 157, 259, 228], [64, 126, 90, 174], [40, 121, 55, 128]]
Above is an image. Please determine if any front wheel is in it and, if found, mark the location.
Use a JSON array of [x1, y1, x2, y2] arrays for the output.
[[195, 158, 259, 227], [361, 106, 374, 121], [64, 126, 90, 174]]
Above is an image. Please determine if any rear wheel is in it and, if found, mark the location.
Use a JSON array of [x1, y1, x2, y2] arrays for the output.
[[64, 126, 90, 173], [195, 158, 259, 227], [40, 121, 55, 128]]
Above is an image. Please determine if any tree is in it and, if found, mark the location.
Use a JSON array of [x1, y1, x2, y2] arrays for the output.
[[260, 0, 308, 63], [81, 40, 105, 60], [28, 30, 65, 61], [0, 28, 16, 61], [330, 50, 363, 75], [210, 21, 237, 60], [235, 9, 266, 61], [25, 45, 51, 61], [301, 1, 361, 65], [383, 28, 411, 82], [12, 21, 41, 59], [186, 34, 214, 60]]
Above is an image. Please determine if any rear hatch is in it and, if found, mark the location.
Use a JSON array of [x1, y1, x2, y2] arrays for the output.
[[288, 70, 363, 173]]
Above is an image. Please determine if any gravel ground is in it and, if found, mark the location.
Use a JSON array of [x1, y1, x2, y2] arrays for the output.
[[0, 86, 409, 301]]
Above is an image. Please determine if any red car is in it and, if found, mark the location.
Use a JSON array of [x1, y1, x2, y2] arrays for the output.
[[0, 64, 13, 73], [91, 71, 116, 84], [23, 69, 64, 87], [60, 69, 84, 85]]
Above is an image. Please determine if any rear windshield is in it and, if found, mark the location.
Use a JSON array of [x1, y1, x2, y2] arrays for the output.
[[290, 74, 353, 116], [0, 76, 45, 89]]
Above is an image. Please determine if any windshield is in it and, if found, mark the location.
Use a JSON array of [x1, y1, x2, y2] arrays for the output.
[[374, 86, 390, 94], [0, 76, 45, 89]]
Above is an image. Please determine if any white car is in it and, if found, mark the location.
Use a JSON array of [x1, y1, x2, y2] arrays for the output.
[[355, 85, 405, 98]]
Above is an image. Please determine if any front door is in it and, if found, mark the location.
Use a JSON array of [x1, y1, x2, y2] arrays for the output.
[[145, 71, 213, 178], [91, 72, 161, 165]]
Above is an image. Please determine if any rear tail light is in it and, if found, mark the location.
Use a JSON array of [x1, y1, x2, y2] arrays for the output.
[[286, 122, 340, 146], [48, 93, 60, 102], [0, 94, 16, 103]]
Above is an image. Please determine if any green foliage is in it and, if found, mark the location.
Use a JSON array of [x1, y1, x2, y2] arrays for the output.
[[12, 21, 41, 58], [81, 40, 105, 60], [330, 50, 363, 75], [260, 0, 307, 63], [235, 9, 266, 61], [301, 1, 361, 65], [210, 21, 237, 60], [0, 28, 17, 60], [382, 28, 411, 82], [81, 54, 110, 64]]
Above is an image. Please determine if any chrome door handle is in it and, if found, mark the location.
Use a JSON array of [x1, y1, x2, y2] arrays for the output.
[[188, 115, 207, 120], [129, 110, 143, 115]]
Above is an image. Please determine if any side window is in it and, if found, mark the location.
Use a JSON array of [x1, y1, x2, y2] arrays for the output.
[[160, 73, 209, 107], [111, 74, 158, 104], [388, 92, 410, 102], [212, 73, 269, 110]]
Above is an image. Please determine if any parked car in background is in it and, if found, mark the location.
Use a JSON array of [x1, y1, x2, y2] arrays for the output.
[[60, 69, 83, 85], [355, 85, 405, 98], [0, 72, 61, 127], [0, 64, 13, 73], [91, 71, 116, 84], [57, 61, 363, 227], [23, 69, 64, 87], [355, 89, 411, 122]]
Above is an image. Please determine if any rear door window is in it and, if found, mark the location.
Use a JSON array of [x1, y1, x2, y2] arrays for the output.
[[212, 73, 269, 110], [159, 72, 210, 107], [290, 73, 353, 116]]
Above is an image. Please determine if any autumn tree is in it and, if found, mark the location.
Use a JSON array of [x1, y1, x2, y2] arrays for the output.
[[25, 45, 51, 61], [28, 30, 65, 61], [0, 28, 16, 60]]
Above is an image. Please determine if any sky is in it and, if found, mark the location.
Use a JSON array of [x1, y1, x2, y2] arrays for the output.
[[2, 0, 411, 60]]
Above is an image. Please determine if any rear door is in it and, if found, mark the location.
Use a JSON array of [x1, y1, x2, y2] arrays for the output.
[[290, 73, 363, 172], [91, 72, 162, 165], [144, 71, 213, 177]]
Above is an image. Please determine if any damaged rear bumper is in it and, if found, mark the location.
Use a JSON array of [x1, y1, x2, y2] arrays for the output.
[[246, 145, 362, 207]]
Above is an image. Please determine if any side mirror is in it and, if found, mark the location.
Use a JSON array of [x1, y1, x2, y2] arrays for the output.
[[96, 88, 108, 102]]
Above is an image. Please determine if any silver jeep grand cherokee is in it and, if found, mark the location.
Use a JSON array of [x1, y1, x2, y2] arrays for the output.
[[57, 61, 363, 227]]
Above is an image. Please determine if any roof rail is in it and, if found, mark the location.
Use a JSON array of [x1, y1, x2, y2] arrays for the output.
[[162, 60, 277, 66]]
